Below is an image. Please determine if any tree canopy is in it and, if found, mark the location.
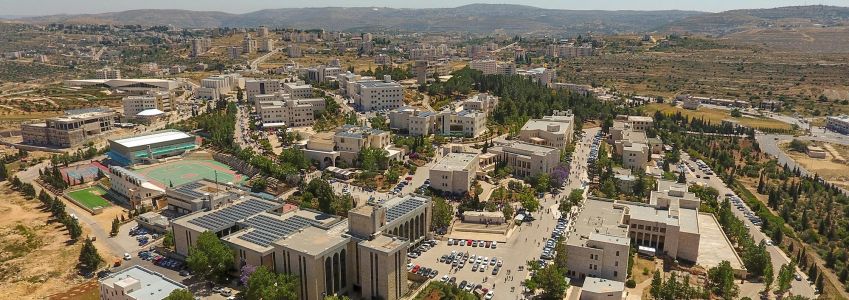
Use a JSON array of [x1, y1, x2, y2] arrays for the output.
[[186, 231, 234, 282]]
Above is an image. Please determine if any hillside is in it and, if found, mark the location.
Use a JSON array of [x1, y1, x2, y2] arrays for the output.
[[661, 5, 849, 35], [21, 4, 703, 34]]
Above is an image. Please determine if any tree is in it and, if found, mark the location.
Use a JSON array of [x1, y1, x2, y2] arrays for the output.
[[707, 260, 739, 300], [163, 231, 175, 249], [650, 270, 663, 299], [677, 170, 687, 184], [244, 266, 299, 300], [524, 264, 568, 300], [763, 260, 774, 294], [186, 231, 235, 282], [78, 237, 102, 273], [110, 217, 120, 236], [535, 173, 551, 193], [431, 197, 453, 230], [163, 289, 194, 300], [518, 188, 540, 212]]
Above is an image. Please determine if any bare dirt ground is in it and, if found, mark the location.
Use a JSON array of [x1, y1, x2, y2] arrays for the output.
[[0, 183, 87, 299], [781, 143, 849, 189]]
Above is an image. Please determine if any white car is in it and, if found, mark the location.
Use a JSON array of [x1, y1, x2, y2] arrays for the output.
[[123, 253, 132, 260], [485, 290, 494, 299]]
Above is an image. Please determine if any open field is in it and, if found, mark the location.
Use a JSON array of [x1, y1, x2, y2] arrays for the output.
[[631, 255, 656, 284], [562, 37, 849, 117], [67, 186, 111, 210], [643, 103, 793, 130], [132, 158, 244, 188], [781, 143, 849, 190], [0, 183, 86, 299]]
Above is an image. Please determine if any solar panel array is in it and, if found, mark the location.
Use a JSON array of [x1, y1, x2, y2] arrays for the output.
[[238, 214, 323, 247], [386, 197, 426, 222], [187, 198, 278, 231], [175, 181, 206, 198]]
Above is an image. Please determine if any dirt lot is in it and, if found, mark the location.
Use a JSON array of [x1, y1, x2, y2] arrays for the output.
[[782, 144, 849, 189], [0, 183, 88, 299]]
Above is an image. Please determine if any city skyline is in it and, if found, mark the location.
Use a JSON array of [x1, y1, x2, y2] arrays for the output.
[[1, 0, 846, 16]]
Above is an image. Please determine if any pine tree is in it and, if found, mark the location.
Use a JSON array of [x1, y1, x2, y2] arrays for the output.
[[78, 237, 102, 272], [110, 217, 120, 236]]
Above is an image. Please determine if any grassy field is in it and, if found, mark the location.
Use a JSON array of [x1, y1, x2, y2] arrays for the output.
[[67, 186, 111, 209], [643, 103, 793, 130]]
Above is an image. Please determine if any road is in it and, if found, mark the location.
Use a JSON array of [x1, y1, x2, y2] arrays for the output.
[[249, 48, 278, 70], [681, 154, 817, 298], [755, 133, 849, 196]]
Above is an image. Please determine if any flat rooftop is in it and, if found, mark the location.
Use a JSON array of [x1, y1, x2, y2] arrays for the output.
[[521, 119, 570, 133], [276, 226, 349, 256], [567, 199, 628, 248], [494, 140, 559, 155], [100, 266, 186, 299], [432, 152, 478, 172], [381, 194, 430, 224], [582, 277, 625, 294], [111, 130, 193, 148], [359, 234, 407, 254], [697, 213, 744, 271]]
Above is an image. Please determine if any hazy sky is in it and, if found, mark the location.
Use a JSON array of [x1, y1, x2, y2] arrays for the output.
[[2, 0, 848, 16]]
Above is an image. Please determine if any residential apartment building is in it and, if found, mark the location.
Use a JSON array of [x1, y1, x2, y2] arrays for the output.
[[96, 67, 121, 79], [99, 266, 186, 300], [190, 37, 212, 57], [21, 108, 117, 148], [826, 115, 849, 135], [489, 140, 560, 178], [350, 76, 404, 111], [469, 59, 516, 76], [430, 152, 479, 194], [170, 193, 431, 300], [243, 33, 256, 54], [548, 44, 594, 58], [519, 111, 575, 150]]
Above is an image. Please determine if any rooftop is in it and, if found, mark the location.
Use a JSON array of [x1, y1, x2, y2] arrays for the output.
[[111, 130, 193, 148], [177, 197, 281, 232], [521, 119, 571, 134], [100, 266, 186, 300], [567, 199, 629, 248], [381, 194, 430, 224], [336, 124, 385, 138], [357, 80, 401, 88], [432, 152, 478, 172], [582, 277, 625, 294], [276, 226, 349, 256], [493, 140, 559, 156], [359, 234, 407, 254]]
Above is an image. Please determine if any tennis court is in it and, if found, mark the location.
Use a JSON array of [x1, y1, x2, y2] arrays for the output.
[[67, 186, 111, 210], [132, 159, 245, 188]]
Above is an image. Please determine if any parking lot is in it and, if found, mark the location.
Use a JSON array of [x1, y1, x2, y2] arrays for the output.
[[408, 196, 569, 299]]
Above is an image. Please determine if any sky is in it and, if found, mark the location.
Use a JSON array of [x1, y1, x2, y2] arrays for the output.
[[1, 0, 848, 16]]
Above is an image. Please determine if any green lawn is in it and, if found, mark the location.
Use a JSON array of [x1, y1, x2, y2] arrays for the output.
[[67, 186, 111, 209]]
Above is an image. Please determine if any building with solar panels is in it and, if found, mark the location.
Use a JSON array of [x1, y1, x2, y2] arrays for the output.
[[169, 193, 431, 300], [107, 129, 198, 166]]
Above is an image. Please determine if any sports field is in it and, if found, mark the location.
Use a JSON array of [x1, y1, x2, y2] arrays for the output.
[[132, 159, 245, 188], [67, 186, 111, 210]]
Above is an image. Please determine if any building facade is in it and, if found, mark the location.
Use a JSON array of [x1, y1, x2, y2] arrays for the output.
[[429, 152, 479, 194], [21, 108, 117, 148]]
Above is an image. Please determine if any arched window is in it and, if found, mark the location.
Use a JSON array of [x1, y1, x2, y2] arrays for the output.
[[333, 253, 341, 293], [340, 249, 347, 288], [324, 257, 333, 296]]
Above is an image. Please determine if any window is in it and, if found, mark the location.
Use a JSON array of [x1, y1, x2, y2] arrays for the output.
[[614, 271, 618, 277], [616, 251, 619, 256]]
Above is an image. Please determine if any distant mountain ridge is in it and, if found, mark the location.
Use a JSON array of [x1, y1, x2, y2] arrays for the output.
[[17, 4, 849, 35], [19, 4, 704, 34]]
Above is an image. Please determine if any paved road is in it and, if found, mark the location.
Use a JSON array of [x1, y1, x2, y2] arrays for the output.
[[755, 133, 849, 196], [249, 48, 278, 70], [681, 154, 817, 298]]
